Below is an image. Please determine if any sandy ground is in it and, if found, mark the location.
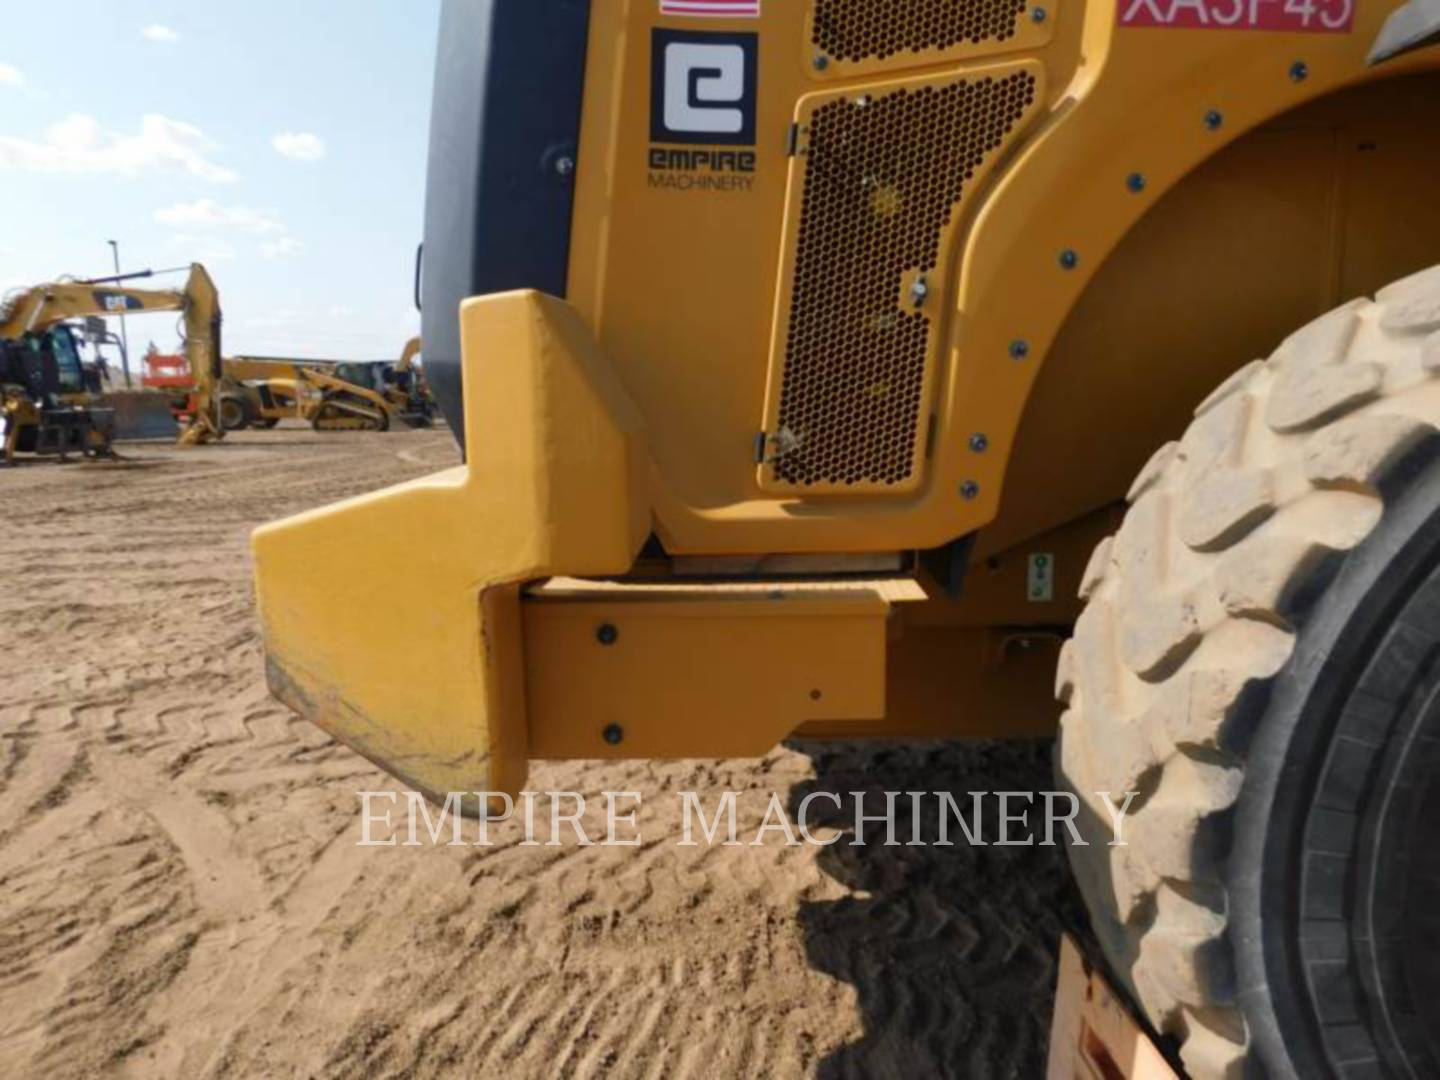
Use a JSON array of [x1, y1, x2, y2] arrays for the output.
[[0, 427, 1078, 1079]]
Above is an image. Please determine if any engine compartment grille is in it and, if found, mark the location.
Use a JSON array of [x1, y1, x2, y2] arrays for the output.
[[812, 0, 1032, 65], [765, 69, 1039, 493]]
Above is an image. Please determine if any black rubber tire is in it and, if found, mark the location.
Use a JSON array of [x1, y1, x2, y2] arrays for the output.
[[1057, 266, 1440, 1077], [219, 396, 250, 431]]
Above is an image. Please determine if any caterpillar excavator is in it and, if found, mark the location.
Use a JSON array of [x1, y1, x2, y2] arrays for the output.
[[254, 3, 1440, 1076], [1, 264, 224, 463]]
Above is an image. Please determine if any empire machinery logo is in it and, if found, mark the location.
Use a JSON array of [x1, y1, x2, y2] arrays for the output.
[[355, 789, 1141, 848], [648, 28, 759, 193]]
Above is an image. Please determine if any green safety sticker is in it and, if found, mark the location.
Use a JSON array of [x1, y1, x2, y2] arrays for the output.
[[1028, 553, 1055, 603]]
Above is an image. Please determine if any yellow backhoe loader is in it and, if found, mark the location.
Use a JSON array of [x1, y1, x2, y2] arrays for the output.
[[1, 264, 224, 462], [254, 3, 1440, 1076]]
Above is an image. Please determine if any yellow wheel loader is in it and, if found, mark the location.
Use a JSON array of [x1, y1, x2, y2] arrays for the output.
[[253, 3, 1440, 1076], [1, 264, 225, 461]]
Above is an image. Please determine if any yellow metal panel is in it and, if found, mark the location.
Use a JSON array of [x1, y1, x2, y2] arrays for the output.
[[987, 73, 1440, 556], [566, 0, 1440, 554], [525, 587, 891, 759], [799, 625, 1062, 741], [251, 291, 651, 801]]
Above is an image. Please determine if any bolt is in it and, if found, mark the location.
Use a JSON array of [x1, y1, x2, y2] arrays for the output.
[[813, 54, 830, 71], [1204, 109, 1224, 131], [554, 155, 576, 178], [960, 481, 981, 501], [1031, 6, 1048, 22], [596, 623, 619, 646], [910, 276, 930, 307], [1290, 60, 1309, 83], [1009, 339, 1031, 361], [1126, 172, 1147, 194], [603, 723, 624, 746], [969, 433, 989, 453], [1059, 249, 1080, 271]]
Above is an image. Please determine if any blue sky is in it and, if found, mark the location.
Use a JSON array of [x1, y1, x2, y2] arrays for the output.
[[0, 3, 437, 360]]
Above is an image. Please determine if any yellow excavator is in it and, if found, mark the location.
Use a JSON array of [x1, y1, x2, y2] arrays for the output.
[[1, 263, 224, 463]]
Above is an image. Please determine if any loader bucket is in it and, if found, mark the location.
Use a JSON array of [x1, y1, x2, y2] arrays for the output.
[[251, 291, 652, 802], [101, 391, 179, 441]]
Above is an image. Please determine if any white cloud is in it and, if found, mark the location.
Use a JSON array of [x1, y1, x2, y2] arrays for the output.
[[142, 24, 180, 44], [155, 198, 284, 234], [168, 234, 237, 262], [0, 113, 236, 182], [155, 198, 301, 261], [0, 63, 24, 87], [261, 236, 305, 259], [271, 132, 326, 163]]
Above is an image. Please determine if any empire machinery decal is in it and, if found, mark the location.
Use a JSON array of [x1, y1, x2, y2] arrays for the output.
[[649, 28, 759, 193]]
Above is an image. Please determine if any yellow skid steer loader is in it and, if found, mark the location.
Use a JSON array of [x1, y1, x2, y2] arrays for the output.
[[254, 3, 1440, 1075]]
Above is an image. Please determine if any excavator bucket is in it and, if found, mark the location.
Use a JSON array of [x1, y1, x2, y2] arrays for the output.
[[100, 391, 179, 441]]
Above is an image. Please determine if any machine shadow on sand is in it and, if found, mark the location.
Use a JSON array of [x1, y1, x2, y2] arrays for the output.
[[785, 739, 1083, 1079]]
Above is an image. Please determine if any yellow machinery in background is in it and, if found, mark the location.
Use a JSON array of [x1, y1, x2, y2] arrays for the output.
[[255, 3, 1440, 1076], [218, 356, 310, 430], [222, 338, 436, 432], [1, 264, 224, 462]]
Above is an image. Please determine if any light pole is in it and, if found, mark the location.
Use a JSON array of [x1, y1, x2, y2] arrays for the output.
[[107, 239, 132, 388]]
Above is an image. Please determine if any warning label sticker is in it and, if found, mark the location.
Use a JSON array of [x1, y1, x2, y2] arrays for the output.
[[1118, 0, 1354, 31]]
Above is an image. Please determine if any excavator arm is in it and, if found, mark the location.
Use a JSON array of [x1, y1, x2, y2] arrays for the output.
[[397, 336, 421, 373]]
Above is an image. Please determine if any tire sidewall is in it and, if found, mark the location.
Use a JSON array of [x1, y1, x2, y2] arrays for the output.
[[1231, 444, 1440, 1078]]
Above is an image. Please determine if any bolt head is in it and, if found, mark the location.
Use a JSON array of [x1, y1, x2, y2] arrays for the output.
[[1126, 172, 1147, 194], [812, 54, 830, 71], [1009, 339, 1031, 361], [1204, 109, 1224, 131], [1290, 61, 1309, 83], [1059, 249, 1080, 271], [603, 723, 624, 746], [969, 433, 989, 453], [596, 623, 619, 646], [960, 481, 981, 501], [910, 278, 930, 306], [1031, 6, 1048, 22], [555, 155, 576, 177]]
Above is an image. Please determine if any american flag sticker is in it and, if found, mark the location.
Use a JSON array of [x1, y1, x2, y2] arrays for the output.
[[660, 0, 762, 17]]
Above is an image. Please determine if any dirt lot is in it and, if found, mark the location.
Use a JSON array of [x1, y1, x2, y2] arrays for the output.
[[0, 427, 1075, 1079]]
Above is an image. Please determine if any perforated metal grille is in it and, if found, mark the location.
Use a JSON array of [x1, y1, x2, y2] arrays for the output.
[[812, 0, 1030, 64], [772, 72, 1036, 489]]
